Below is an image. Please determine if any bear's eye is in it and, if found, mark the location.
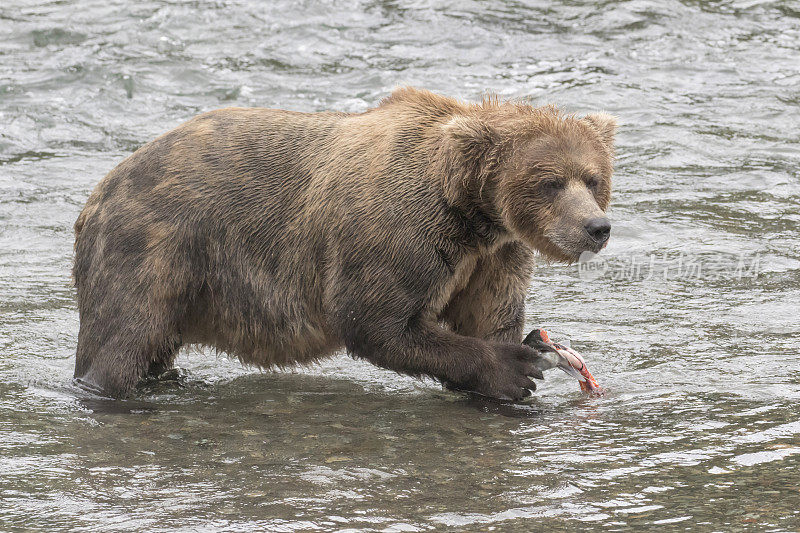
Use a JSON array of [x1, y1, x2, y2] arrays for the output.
[[586, 176, 601, 189], [540, 178, 564, 193]]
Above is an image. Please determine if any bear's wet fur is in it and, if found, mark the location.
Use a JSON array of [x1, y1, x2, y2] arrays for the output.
[[73, 87, 616, 400]]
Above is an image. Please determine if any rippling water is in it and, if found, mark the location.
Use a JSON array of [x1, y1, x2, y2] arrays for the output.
[[2, 0, 799, 531]]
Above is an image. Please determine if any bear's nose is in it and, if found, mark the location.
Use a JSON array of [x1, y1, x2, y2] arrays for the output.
[[584, 217, 611, 244]]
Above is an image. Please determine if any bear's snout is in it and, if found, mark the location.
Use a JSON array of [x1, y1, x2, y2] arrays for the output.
[[584, 217, 611, 246]]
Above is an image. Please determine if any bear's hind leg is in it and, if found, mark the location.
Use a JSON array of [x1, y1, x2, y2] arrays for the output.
[[145, 337, 182, 378], [74, 306, 181, 397]]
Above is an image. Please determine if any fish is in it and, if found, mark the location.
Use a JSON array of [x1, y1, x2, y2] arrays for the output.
[[523, 329, 603, 395]]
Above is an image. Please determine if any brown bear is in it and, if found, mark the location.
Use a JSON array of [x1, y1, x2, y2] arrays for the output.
[[72, 87, 615, 400]]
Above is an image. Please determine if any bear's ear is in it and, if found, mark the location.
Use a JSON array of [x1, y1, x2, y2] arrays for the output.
[[440, 115, 502, 205], [583, 112, 617, 149], [442, 115, 500, 169]]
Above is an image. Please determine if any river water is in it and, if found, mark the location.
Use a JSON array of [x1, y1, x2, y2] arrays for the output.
[[1, 1, 799, 531]]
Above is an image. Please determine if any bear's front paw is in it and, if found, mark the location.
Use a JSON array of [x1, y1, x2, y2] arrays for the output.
[[449, 343, 545, 401]]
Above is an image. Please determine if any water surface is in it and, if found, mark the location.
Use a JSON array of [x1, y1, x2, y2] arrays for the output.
[[1, 0, 799, 531]]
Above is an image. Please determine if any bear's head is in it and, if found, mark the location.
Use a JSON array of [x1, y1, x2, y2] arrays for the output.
[[442, 104, 616, 262]]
